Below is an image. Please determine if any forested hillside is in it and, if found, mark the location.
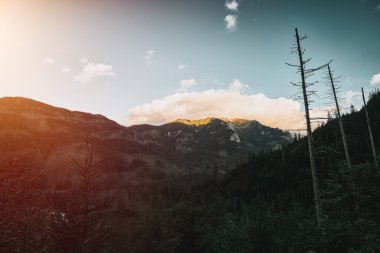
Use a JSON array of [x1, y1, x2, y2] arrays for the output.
[[108, 90, 380, 253], [1, 90, 379, 253]]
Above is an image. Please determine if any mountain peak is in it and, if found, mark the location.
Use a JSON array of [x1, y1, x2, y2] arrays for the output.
[[172, 117, 221, 126], [172, 117, 257, 127], [221, 118, 254, 126], [0, 96, 54, 108]]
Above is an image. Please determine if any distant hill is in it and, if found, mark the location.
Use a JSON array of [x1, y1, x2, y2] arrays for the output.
[[0, 97, 291, 184]]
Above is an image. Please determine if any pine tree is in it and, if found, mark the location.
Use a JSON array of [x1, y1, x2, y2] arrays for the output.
[[350, 104, 357, 113], [51, 136, 113, 253], [327, 111, 332, 121]]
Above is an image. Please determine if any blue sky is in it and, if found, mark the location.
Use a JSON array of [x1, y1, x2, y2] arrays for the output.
[[0, 0, 379, 130]]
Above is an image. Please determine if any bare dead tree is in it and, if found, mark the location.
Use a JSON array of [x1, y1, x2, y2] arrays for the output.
[[361, 87, 378, 168], [325, 63, 352, 170], [287, 28, 326, 226], [323, 63, 361, 212]]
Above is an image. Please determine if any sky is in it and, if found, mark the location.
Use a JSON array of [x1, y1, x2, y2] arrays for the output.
[[0, 0, 379, 130]]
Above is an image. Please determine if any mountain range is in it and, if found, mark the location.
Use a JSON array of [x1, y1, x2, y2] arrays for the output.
[[0, 97, 291, 184]]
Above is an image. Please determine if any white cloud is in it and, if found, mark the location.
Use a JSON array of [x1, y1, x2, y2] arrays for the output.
[[370, 73, 380, 86], [344, 90, 361, 105], [225, 15, 238, 31], [75, 63, 116, 84], [179, 79, 197, 92], [42, 57, 54, 64], [124, 88, 327, 130], [178, 64, 186, 70], [375, 4, 380, 11], [228, 79, 249, 92], [225, 0, 239, 11], [145, 50, 155, 65], [62, 67, 71, 73], [79, 57, 88, 64]]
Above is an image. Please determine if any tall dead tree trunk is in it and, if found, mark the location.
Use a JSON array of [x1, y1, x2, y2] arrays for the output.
[[327, 64, 352, 170], [361, 87, 378, 167], [326, 64, 359, 212], [295, 28, 321, 226]]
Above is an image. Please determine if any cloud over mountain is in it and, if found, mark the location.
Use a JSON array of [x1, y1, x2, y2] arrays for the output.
[[125, 89, 313, 130]]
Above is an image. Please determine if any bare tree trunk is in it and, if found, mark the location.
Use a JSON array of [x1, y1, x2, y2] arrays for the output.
[[295, 28, 321, 226], [327, 64, 359, 212], [362, 87, 378, 167], [327, 64, 352, 170]]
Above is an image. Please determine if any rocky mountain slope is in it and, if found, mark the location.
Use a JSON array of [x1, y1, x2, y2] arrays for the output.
[[0, 97, 292, 184]]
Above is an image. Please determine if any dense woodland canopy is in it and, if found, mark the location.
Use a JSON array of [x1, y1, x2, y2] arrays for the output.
[[1, 90, 380, 253]]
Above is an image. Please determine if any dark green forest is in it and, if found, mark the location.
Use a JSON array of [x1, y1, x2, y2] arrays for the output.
[[1, 90, 380, 253]]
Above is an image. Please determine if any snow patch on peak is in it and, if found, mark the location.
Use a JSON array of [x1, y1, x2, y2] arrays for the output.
[[230, 131, 241, 143], [226, 122, 241, 143], [226, 122, 235, 130]]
